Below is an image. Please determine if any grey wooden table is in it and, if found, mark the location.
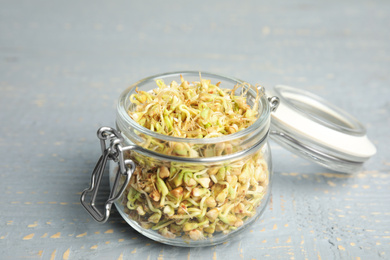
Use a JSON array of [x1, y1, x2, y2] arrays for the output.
[[1, 1, 389, 259]]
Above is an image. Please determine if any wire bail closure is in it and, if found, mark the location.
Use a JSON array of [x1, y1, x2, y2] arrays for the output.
[[80, 127, 135, 223]]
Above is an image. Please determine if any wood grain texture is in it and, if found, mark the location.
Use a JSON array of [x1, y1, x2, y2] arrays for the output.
[[0, 0, 389, 259]]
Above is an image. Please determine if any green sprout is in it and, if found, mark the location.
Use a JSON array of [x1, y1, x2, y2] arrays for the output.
[[123, 75, 269, 241]]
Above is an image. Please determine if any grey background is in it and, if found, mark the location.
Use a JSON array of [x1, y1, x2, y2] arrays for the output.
[[1, 0, 389, 259]]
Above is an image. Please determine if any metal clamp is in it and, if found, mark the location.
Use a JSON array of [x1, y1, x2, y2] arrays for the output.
[[80, 127, 135, 223], [268, 96, 280, 112]]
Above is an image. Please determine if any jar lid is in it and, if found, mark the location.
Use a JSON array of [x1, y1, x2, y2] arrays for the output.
[[266, 85, 376, 173]]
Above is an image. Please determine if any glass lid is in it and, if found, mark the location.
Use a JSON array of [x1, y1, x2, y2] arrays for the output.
[[267, 85, 376, 173]]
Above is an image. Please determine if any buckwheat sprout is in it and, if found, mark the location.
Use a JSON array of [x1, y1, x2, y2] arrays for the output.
[[122, 75, 269, 241]]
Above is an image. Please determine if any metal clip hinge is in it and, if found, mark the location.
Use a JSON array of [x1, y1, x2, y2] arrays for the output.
[[268, 96, 280, 112], [80, 127, 135, 223]]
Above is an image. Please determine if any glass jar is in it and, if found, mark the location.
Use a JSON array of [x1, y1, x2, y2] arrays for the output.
[[81, 71, 376, 247]]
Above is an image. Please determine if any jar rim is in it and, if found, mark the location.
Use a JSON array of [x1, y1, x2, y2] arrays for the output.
[[116, 71, 271, 145]]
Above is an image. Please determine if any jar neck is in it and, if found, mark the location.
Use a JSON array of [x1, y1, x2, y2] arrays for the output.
[[118, 131, 270, 164]]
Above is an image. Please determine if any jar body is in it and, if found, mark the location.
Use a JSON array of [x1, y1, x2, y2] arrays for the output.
[[110, 140, 272, 246], [110, 72, 273, 246]]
